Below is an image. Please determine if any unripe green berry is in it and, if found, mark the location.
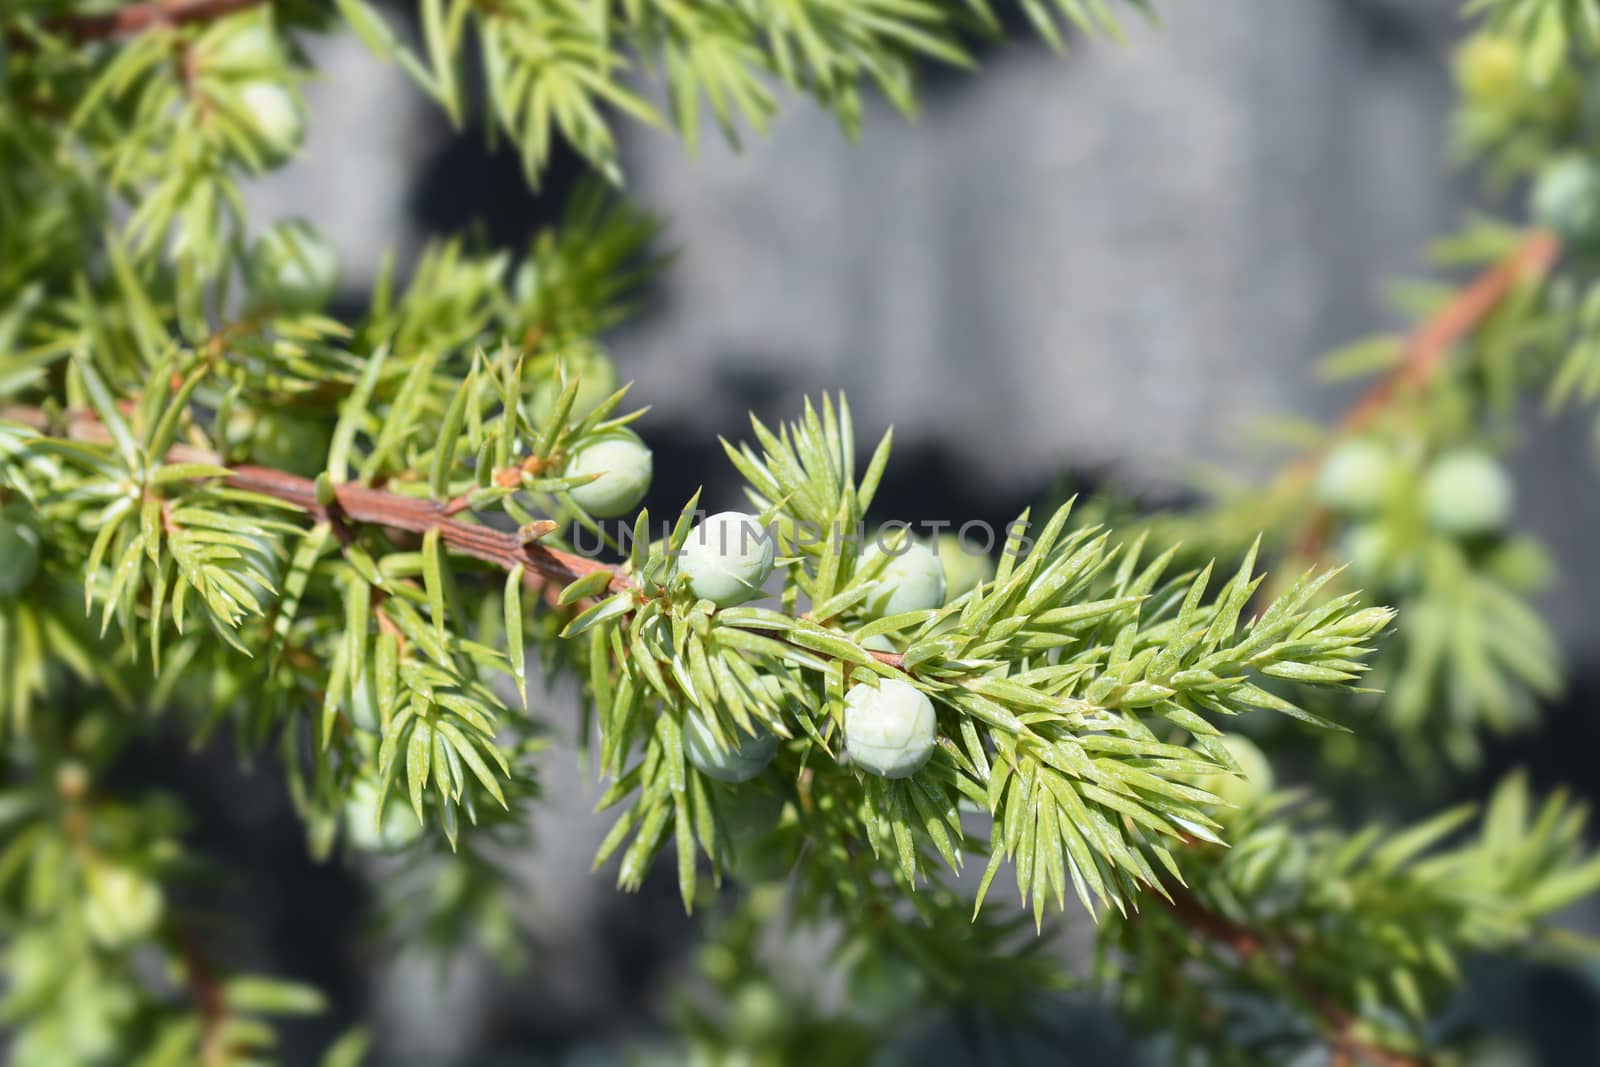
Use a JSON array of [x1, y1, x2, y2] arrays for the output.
[[530, 350, 619, 424], [1455, 35, 1523, 103], [730, 982, 784, 1042], [844, 678, 937, 779], [1421, 449, 1513, 537], [82, 863, 164, 949], [1315, 438, 1396, 517], [55, 761, 90, 801], [680, 511, 775, 607], [1340, 521, 1388, 583], [201, 15, 281, 73], [247, 219, 337, 312], [348, 662, 382, 733], [720, 784, 785, 844], [684, 713, 777, 783], [0, 517, 41, 597], [343, 778, 424, 853], [233, 531, 282, 612], [565, 429, 653, 517], [1462, 1037, 1539, 1067], [236, 80, 305, 166], [717, 783, 792, 882], [1192, 734, 1275, 809], [936, 534, 993, 598], [248, 409, 332, 478], [861, 538, 946, 617], [1531, 155, 1600, 251], [1338, 521, 1419, 592]]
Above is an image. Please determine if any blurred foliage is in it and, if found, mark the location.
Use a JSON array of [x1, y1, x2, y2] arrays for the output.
[[2, 0, 1600, 1065]]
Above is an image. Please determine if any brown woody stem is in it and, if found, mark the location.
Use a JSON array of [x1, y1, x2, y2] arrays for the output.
[[37, 0, 269, 42], [3, 406, 624, 595], [1158, 880, 1430, 1067], [1284, 229, 1560, 558], [3, 404, 910, 667]]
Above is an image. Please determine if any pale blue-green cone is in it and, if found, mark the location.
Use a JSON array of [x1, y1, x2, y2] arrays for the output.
[[82, 863, 164, 949], [348, 662, 382, 734], [201, 13, 281, 72], [1341, 521, 1388, 582], [344, 778, 425, 853], [1315, 438, 1397, 517], [236, 81, 304, 166], [862, 539, 946, 616], [684, 713, 778, 783], [719, 784, 792, 882], [1454, 35, 1523, 104], [680, 511, 775, 607], [936, 534, 994, 598], [1532, 155, 1600, 251], [1421, 449, 1513, 537], [1340, 521, 1420, 592], [0, 518, 40, 597], [565, 428, 653, 517], [249, 409, 332, 478], [1190, 734, 1275, 810], [529, 349, 620, 424], [247, 219, 336, 311], [844, 678, 937, 779]]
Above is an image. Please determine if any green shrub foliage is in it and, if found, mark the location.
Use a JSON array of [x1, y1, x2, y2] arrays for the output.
[[2, 1, 1598, 1064]]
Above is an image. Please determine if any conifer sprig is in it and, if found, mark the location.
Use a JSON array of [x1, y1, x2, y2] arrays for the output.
[[1105, 775, 1600, 1065], [6, 0, 1600, 1062], [4, 384, 1391, 919]]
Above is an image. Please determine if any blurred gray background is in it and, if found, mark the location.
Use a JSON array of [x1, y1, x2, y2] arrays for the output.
[[215, 0, 1600, 1062]]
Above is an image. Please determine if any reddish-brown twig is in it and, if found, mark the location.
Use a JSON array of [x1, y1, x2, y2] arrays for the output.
[[36, 0, 268, 42], [1156, 880, 1429, 1067], [3, 404, 911, 667], [1282, 229, 1561, 559], [180, 933, 229, 1067], [4, 405, 622, 594], [1338, 229, 1560, 435]]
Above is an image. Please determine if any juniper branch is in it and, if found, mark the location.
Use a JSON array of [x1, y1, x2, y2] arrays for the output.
[[1157, 879, 1429, 1067], [1290, 228, 1558, 486], [38, 0, 269, 42], [0, 403, 915, 672], [4, 404, 617, 591]]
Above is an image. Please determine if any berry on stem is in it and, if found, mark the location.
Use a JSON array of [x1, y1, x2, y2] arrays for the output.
[[344, 778, 424, 853], [1455, 35, 1523, 104], [936, 534, 994, 598], [247, 409, 333, 478], [82, 863, 164, 949], [844, 678, 937, 779], [684, 713, 778, 783], [861, 633, 899, 654], [1315, 438, 1396, 517], [1190, 734, 1275, 810], [199, 12, 281, 73], [1422, 449, 1513, 537], [680, 511, 775, 607], [565, 428, 653, 517], [247, 220, 337, 312], [0, 516, 40, 597], [1531, 155, 1600, 252], [235, 81, 304, 166], [1340, 522, 1420, 592], [1340, 521, 1391, 582], [530, 349, 620, 424], [861, 537, 946, 617], [717, 785, 789, 880]]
